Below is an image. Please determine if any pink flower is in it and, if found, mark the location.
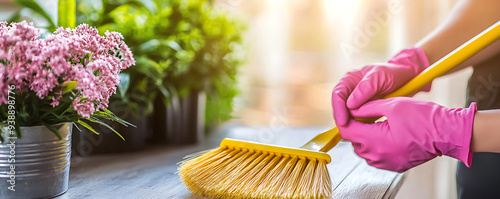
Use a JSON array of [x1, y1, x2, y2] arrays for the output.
[[72, 98, 95, 118], [0, 21, 135, 118]]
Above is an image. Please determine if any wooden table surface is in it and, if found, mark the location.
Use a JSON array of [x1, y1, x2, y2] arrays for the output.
[[55, 125, 405, 199]]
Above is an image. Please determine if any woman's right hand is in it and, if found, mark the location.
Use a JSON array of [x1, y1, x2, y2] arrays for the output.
[[331, 47, 430, 126]]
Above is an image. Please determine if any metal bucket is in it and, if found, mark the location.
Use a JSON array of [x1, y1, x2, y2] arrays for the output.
[[0, 123, 72, 199]]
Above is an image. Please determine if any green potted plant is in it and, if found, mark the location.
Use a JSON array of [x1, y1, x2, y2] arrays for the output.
[[163, 0, 245, 140], [0, 21, 134, 198]]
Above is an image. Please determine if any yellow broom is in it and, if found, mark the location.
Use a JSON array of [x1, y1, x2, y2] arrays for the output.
[[178, 20, 500, 199]]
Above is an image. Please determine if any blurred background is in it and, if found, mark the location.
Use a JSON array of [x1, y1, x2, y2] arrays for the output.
[[0, 0, 471, 198]]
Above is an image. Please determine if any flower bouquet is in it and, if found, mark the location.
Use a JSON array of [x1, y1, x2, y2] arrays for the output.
[[0, 21, 135, 140], [0, 21, 134, 198]]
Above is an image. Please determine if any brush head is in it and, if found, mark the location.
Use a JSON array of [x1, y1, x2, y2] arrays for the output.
[[178, 138, 333, 199]]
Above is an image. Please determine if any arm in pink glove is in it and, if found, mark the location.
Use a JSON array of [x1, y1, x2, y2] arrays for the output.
[[332, 47, 430, 127], [333, 0, 500, 127], [337, 97, 476, 172]]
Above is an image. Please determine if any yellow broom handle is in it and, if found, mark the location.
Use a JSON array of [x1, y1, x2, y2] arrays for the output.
[[302, 20, 500, 152]]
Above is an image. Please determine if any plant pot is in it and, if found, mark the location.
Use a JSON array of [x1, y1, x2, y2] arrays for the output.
[[72, 107, 151, 156], [150, 90, 206, 144], [0, 123, 72, 199]]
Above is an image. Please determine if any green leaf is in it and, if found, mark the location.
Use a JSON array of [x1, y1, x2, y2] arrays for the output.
[[87, 117, 125, 140], [92, 111, 122, 124], [117, 73, 130, 98], [138, 39, 160, 53], [92, 110, 135, 127], [14, 0, 56, 28], [129, 0, 157, 15], [78, 97, 88, 102], [166, 40, 182, 51], [102, 108, 135, 127], [72, 121, 81, 132], [138, 39, 182, 53], [76, 119, 100, 135], [43, 123, 62, 140], [40, 100, 72, 120], [0, 124, 7, 142], [7, 10, 21, 22], [58, 0, 76, 28], [157, 84, 170, 100], [62, 81, 77, 94], [134, 56, 162, 79]]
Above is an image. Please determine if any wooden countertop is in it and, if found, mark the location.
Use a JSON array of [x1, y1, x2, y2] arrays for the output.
[[55, 125, 405, 199]]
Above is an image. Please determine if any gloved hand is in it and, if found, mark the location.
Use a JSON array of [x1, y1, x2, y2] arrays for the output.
[[332, 47, 430, 126], [337, 97, 476, 172]]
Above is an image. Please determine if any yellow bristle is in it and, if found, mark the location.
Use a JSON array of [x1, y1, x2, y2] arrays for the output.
[[200, 149, 249, 195], [178, 146, 333, 199], [224, 152, 272, 196], [311, 159, 333, 198], [257, 155, 294, 198], [180, 148, 239, 194], [210, 150, 262, 198], [279, 157, 307, 198], [238, 154, 282, 198], [217, 151, 267, 195], [294, 159, 318, 198], [263, 156, 299, 198]]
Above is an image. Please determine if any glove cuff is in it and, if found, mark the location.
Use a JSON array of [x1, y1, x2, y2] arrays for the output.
[[442, 102, 477, 167]]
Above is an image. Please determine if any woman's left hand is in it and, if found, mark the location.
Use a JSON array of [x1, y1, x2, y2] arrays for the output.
[[337, 97, 476, 172]]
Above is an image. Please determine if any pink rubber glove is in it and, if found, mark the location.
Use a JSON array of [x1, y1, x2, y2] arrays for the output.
[[332, 47, 430, 126], [338, 97, 476, 172]]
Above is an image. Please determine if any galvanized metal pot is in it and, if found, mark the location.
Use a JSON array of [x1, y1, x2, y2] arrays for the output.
[[0, 123, 72, 199]]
